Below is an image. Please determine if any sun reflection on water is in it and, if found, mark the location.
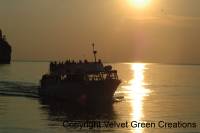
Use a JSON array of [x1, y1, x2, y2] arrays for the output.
[[127, 63, 151, 133]]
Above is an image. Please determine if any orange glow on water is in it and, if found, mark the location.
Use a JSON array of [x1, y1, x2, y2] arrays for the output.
[[127, 63, 151, 133]]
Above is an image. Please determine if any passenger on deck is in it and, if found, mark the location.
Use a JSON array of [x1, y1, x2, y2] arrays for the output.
[[84, 59, 88, 64], [98, 59, 102, 64], [79, 60, 82, 64]]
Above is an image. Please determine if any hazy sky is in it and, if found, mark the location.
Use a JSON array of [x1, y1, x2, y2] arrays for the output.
[[0, 0, 200, 63]]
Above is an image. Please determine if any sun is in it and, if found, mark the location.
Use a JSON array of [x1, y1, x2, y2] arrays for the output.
[[129, 0, 150, 9]]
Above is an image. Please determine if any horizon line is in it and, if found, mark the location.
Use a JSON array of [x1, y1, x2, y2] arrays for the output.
[[11, 59, 200, 66]]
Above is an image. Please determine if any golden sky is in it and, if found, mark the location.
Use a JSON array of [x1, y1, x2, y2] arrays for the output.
[[0, 0, 200, 63]]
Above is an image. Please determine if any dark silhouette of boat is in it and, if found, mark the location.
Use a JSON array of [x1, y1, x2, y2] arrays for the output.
[[0, 29, 11, 64], [39, 44, 121, 105]]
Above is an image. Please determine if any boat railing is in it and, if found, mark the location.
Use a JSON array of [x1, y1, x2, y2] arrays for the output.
[[42, 70, 119, 83], [86, 71, 119, 81]]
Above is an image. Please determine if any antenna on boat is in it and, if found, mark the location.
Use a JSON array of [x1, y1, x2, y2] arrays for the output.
[[92, 43, 97, 62]]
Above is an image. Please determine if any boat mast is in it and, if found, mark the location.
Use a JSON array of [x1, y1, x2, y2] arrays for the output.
[[92, 43, 97, 62]]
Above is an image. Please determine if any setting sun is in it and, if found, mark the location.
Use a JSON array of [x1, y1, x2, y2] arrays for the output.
[[129, 0, 150, 8]]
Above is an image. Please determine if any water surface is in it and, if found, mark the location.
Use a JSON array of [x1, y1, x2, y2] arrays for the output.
[[0, 62, 199, 133]]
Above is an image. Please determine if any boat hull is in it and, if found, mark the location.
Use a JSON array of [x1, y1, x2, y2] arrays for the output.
[[39, 79, 121, 105]]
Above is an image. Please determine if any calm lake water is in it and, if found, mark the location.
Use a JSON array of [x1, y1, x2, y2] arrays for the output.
[[0, 62, 200, 133]]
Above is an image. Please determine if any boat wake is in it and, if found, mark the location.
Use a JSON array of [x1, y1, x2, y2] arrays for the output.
[[0, 81, 124, 103], [0, 81, 39, 98]]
